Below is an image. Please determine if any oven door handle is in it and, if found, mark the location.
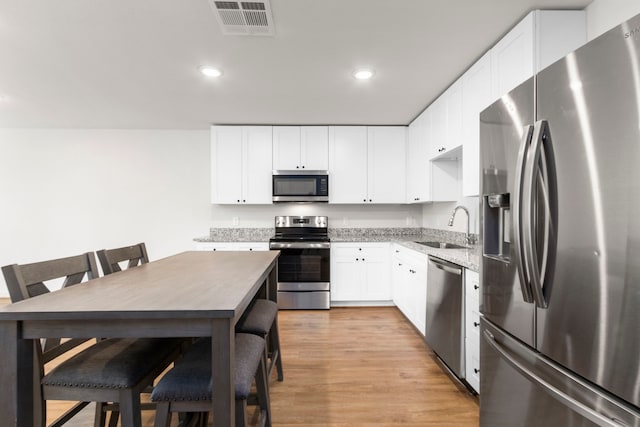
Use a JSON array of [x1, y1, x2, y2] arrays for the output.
[[269, 242, 331, 249]]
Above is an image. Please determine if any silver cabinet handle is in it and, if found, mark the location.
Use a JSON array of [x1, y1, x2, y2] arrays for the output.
[[483, 330, 627, 427]]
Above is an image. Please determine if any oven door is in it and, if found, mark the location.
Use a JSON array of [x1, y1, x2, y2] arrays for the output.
[[270, 241, 330, 309]]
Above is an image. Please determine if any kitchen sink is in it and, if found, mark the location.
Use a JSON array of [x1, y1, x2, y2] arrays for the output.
[[414, 241, 469, 249]]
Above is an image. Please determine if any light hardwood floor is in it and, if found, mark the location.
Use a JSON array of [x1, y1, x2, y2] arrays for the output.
[[0, 300, 479, 426]]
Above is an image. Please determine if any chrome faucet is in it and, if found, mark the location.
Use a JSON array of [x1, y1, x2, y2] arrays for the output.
[[448, 205, 476, 245]]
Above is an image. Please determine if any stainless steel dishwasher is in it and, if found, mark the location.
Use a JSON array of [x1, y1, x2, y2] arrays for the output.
[[425, 256, 465, 379]]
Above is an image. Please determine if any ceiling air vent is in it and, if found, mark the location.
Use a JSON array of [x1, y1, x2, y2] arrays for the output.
[[209, 0, 275, 36]]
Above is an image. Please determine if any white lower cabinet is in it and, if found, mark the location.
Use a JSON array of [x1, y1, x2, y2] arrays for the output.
[[392, 244, 427, 335], [330, 243, 391, 303], [195, 242, 269, 251], [465, 269, 480, 393]]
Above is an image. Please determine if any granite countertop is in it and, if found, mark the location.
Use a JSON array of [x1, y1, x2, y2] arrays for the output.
[[194, 227, 479, 271]]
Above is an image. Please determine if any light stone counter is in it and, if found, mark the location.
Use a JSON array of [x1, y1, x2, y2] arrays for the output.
[[194, 227, 479, 271]]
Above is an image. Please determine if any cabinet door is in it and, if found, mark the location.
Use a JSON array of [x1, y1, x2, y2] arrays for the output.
[[211, 126, 243, 204], [194, 242, 236, 251], [235, 242, 269, 251], [411, 262, 428, 336], [407, 110, 431, 203], [465, 269, 480, 392], [446, 79, 463, 152], [429, 94, 448, 159], [330, 245, 363, 301], [490, 11, 534, 100], [301, 126, 329, 170], [243, 126, 273, 204], [462, 52, 492, 197], [367, 127, 406, 203], [328, 126, 368, 203], [392, 251, 407, 311], [362, 244, 391, 300], [273, 126, 302, 170]]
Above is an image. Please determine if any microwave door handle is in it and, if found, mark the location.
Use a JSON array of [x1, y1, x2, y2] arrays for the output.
[[513, 125, 535, 303]]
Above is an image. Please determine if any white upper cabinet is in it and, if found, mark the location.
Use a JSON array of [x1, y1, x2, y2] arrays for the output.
[[429, 79, 463, 160], [367, 127, 406, 204], [211, 125, 273, 204], [461, 52, 492, 197], [491, 10, 586, 101], [329, 126, 368, 203], [406, 108, 431, 203], [273, 126, 329, 170], [329, 126, 406, 204], [301, 127, 330, 170]]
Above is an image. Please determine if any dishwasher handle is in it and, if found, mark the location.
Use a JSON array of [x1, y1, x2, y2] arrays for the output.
[[428, 257, 462, 275]]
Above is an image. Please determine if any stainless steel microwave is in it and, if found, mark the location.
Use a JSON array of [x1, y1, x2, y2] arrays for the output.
[[272, 170, 329, 202]]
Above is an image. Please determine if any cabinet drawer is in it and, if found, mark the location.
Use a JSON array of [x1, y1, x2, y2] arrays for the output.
[[465, 335, 480, 393], [466, 310, 480, 341], [465, 270, 480, 302]]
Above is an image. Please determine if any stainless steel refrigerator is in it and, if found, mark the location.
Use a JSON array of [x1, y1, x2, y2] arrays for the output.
[[479, 12, 640, 427]]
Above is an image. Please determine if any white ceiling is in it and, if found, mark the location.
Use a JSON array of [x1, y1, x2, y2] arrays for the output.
[[0, 0, 592, 129]]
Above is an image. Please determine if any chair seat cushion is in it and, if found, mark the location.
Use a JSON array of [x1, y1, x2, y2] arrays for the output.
[[42, 338, 183, 389], [151, 334, 264, 402], [237, 299, 277, 336]]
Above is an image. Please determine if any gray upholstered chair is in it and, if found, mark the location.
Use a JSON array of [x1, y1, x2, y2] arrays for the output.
[[96, 242, 149, 275], [1, 252, 183, 427], [237, 299, 283, 381], [151, 334, 272, 427]]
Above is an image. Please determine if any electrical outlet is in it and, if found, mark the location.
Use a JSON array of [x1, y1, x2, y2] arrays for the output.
[[342, 217, 348, 226], [232, 217, 239, 226]]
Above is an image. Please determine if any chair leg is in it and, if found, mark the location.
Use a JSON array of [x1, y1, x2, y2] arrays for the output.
[[107, 409, 119, 427], [270, 318, 284, 381], [235, 399, 248, 427], [118, 389, 142, 427], [109, 410, 120, 427], [153, 402, 171, 427], [255, 355, 272, 427], [94, 402, 107, 427]]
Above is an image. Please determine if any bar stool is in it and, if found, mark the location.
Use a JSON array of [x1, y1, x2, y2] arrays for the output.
[[237, 299, 284, 381], [151, 334, 271, 427]]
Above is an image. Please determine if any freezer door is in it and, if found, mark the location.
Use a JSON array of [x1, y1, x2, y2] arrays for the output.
[[479, 78, 536, 347], [534, 14, 640, 407], [481, 318, 640, 427]]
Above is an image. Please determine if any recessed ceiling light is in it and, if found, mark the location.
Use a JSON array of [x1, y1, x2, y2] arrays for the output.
[[353, 69, 375, 80], [199, 66, 223, 78]]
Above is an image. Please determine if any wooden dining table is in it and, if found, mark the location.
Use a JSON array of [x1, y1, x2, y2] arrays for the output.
[[0, 250, 279, 427]]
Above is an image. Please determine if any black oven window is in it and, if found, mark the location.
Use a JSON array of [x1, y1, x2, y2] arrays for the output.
[[277, 250, 329, 283]]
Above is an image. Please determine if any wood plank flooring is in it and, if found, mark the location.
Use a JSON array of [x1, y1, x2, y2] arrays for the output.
[[0, 300, 479, 426]]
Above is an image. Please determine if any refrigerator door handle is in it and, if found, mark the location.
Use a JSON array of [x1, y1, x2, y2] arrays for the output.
[[523, 120, 551, 309], [512, 124, 535, 303], [483, 330, 629, 427]]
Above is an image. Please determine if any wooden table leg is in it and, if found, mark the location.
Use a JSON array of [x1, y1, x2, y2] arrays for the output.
[[0, 321, 36, 427], [268, 262, 277, 303], [211, 318, 234, 427]]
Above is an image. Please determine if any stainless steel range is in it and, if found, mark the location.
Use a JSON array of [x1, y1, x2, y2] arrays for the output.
[[269, 216, 330, 309]]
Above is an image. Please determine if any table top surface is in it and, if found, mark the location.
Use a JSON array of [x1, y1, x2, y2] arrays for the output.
[[0, 251, 279, 321]]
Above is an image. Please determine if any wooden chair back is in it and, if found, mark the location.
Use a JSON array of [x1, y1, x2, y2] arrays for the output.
[[96, 242, 149, 275], [2, 252, 98, 359], [1, 253, 99, 425]]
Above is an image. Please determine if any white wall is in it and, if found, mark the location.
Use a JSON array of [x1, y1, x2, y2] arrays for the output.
[[0, 129, 211, 297], [209, 203, 423, 229], [586, 0, 640, 40], [422, 197, 479, 234]]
